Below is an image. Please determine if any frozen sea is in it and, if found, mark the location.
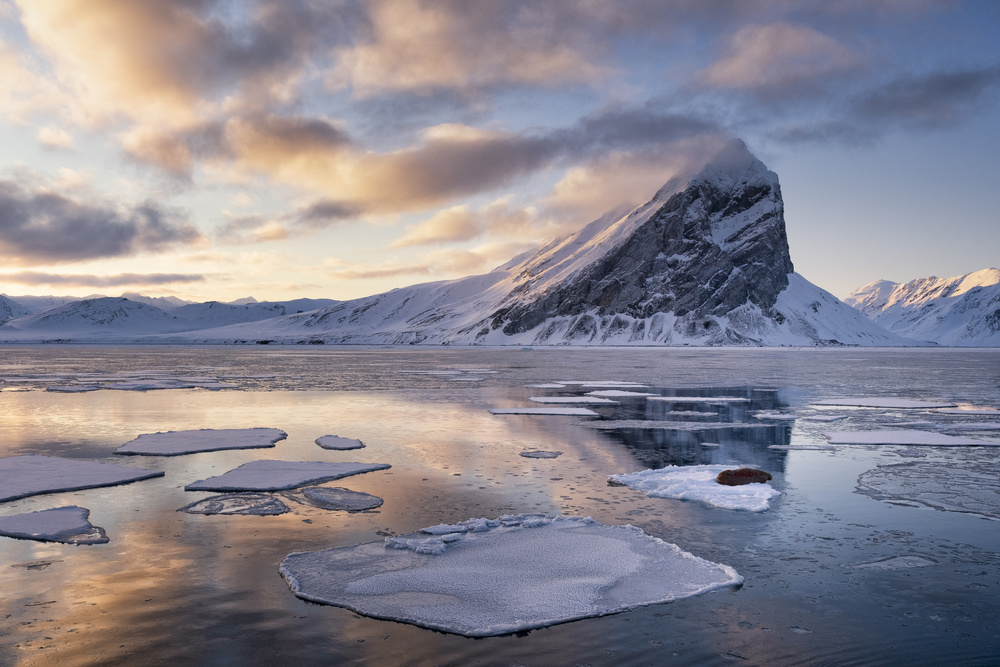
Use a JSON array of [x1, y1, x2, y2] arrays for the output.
[[1, 345, 999, 666]]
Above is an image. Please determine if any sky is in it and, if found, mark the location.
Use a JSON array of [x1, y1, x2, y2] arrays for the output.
[[1, 0, 998, 304]]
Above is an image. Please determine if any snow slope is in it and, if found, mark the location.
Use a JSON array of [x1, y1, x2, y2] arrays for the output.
[[845, 269, 1000, 346], [0, 295, 30, 325]]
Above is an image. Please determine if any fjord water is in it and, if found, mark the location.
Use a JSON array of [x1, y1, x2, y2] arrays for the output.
[[1, 346, 998, 666]]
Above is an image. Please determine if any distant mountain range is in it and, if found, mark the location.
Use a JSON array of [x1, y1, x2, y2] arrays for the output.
[[0, 140, 994, 346], [845, 268, 1000, 346]]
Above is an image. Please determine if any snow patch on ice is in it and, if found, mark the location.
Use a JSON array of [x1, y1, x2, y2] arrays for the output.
[[279, 513, 742, 637], [609, 465, 780, 511], [116, 427, 287, 456], [185, 460, 391, 492], [0, 506, 108, 544], [0, 455, 164, 502]]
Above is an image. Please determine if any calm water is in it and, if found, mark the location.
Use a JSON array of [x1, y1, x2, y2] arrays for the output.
[[1, 346, 999, 666]]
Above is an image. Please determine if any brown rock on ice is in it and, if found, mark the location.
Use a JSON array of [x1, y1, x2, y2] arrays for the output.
[[716, 468, 772, 486]]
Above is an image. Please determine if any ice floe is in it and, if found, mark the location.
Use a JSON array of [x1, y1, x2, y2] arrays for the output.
[[524, 383, 567, 389], [116, 427, 287, 456], [802, 414, 849, 422], [279, 514, 742, 637], [768, 444, 836, 451], [0, 506, 108, 544], [752, 411, 797, 420], [583, 420, 770, 431], [812, 398, 956, 409], [609, 465, 780, 512], [824, 430, 997, 446], [558, 381, 649, 388], [489, 407, 599, 416], [931, 407, 1000, 415], [46, 385, 99, 393], [857, 461, 1000, 519], [285, 487, 384, 512], [185, 460, 391, 492], [647, 396, 749, 403], [585, 390, 655, 397], [316, 435, 365, 450], [519, 450, 563, 459], [528, 396, 618, 405], [0, 455, 164, 502], [179, 493, 289, 515], [848, 555, 938, 570]]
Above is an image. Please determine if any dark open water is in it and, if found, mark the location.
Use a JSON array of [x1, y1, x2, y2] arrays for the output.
[[1, 346, 998, 666]]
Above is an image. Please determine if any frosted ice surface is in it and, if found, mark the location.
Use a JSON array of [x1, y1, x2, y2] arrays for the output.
[[287, 487, 384, 512], [520, 450, 563, 459], [768, 444, 836, 451], [803, 415, 848, 422], [0, 455, 164, 502], [105, 379, 237, 391], [0, 506, 108, 544], [558, 381, 649, 388], [524, 383, 567, 389], [179, 493, 289, 515], [812, 398, 956, 409], [857, 461, 1000, 519], [609, 465, 780, 512], [316, 435, 365, 450], [529, 396, 618, 405], [931, 407, 1000, 415], [586, 390, 656, 397], [279, 514, 742, 637], [46, 385, 99, 393], [185, 460, 391, 492], [116, 427, 287, 456], [489, 407, 598, 416], [825, 430, 997, 446]]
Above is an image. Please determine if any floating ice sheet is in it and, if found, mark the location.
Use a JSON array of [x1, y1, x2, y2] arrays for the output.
[[520, 450, 563, 459], [46, 385, 99, 393], [178, 493, 289, 515], [609, 465, 780, 512], [0, 455, 164, 502], [524, 383, 567, 389], [857, 461, 1000, 519], [931, 407, 1000, 415], [279, 514, 742, 637], [528, 396, 618, 405], [585, 390, 655, 397], [803, 415, 849, 422], [848, 555, 938, 570], [753, 411, 797, 420], [185, 460, 391, 492], [0, 506, 108, 544], [489, 407, 598, 416], [285, 487, 384, 512], [812, 398, 956, 409], [824, 430, 997, 446], [647, 396, 749, 404], [316, 435, 365, 450], [583, 420, 769, 431], [116, 427, 287, 456], [558, 381, 649, 388]]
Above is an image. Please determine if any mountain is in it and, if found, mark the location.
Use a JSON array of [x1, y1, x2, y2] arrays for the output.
[[3, 294, 82, 315], [171, 301, 293, 327], [845, 268, 1000, 346], [0, 297, 191, 338], [0, 295, 30, 325], [120, 292, 192, 310], [165, 140, 908, 347]]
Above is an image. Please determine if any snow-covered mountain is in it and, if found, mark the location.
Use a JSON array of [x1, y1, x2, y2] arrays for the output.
[[162, 140, 909, 347], [845, 268, 1000, 346], [0, 297, 193, 337], [0, 295, 31, 325]]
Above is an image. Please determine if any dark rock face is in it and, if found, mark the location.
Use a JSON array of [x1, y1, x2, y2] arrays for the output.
[[487, 141, 794, 343], [716, 468, 773, 486]]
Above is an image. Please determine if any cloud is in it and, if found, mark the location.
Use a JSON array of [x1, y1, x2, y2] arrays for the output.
[[0, 271, 205, 287], [698, 22, 864, 96], [389, 198, 541, 248], [0, 180, 203, 264], [325, 240, 536, 281], [853, 66, 1000, 128], [329, 0, 613, 96], [37, 126, 73, 149]]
